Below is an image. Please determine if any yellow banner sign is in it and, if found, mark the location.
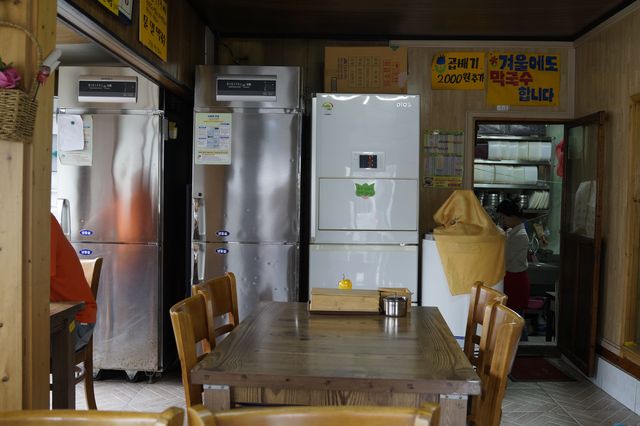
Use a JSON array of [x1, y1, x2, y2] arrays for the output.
[[139, 0, 168, 62], [97, 0, 120, 15], [432, 52, 485, 90], [486, 52, 560, 106]]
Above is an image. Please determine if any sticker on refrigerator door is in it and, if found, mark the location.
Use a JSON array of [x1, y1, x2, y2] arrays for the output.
[[321, 101, 334, 113], [79, 229, 94, 236], [216, 230, 230, 237], [78, 249, 93, 256], [194, 112, 232, 165], [215, 248, 229, 255], [355, 183, 375, 199]]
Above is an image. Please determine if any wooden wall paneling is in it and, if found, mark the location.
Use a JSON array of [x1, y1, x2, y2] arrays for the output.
[[60, 0, 205, 92], [575, 8, 640, 351], [0, 1, 29, 410], [25, 0, 57, 409], [0, 0, 56, 410], [622, 95, 640, 348]]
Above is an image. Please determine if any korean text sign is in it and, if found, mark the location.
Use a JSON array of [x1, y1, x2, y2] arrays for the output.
[[487, 52, 560, 106], [139, 0, 168, 62], [432, 52, 485, 90]]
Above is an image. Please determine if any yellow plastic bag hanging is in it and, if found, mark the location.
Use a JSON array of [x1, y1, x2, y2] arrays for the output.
[[432, 190, 505, 295]]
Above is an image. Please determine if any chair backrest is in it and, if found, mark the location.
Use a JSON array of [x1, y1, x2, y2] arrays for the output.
[[169, 293, 211, 407], [187, 403, 440, 426], [463, 281, 508, 367], [469, 303, 524, 426], [0, 407, 183, 426], [80, 257, 103, 298], [191, 272, 239, 349]]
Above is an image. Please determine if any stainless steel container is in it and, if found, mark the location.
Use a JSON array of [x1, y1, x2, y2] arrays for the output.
[[383, 295, 408, 317]]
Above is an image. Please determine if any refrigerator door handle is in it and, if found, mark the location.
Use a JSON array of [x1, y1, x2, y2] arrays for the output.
[[56, 198, 71, 240], [193, 242, 206, 284], [192, 195, 206, 241]]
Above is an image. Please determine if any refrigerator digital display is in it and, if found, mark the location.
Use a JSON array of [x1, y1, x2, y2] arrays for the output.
[[359, 154, 378, 169], [217, 79, 276, 97]]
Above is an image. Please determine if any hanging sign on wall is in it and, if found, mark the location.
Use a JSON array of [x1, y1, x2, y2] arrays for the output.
[[119, 0, 134, 21], [486, 52, 560, 106], [97, 0, 120, 15], [139, 0, 168, 62], [431, 52, 485, 90]]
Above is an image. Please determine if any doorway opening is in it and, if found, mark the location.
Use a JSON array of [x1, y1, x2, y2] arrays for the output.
[[473, 120, 564, 347]]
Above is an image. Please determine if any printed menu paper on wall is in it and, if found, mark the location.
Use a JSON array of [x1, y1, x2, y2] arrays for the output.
[[423, 130, 464, 188], [139, 0, 167, 61], [195, 113, 232, 165], [487, 52, 560, 106], [431, 52, 485, 90]]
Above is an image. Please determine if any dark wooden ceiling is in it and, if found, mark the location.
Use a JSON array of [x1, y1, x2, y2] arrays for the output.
[[187, 0, 633, 41]]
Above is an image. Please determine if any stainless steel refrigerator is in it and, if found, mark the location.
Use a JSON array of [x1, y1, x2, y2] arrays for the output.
[[55, 66, 178, 377], [192, 65, 302, 320]]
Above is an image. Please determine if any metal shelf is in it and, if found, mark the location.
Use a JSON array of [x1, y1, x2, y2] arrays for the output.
[[474, 159, 551, 165], [474, 183, 550, 190], [476, 135, 552, 142]]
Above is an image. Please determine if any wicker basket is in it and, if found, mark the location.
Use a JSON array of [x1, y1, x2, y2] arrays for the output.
[[0, 20, 42, 143]]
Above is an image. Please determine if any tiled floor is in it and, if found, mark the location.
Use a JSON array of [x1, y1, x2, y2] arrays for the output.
[[74, 358, 640, 425]]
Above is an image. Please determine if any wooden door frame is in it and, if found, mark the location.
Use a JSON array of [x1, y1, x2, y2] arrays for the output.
[[558, 111, 606, 376]]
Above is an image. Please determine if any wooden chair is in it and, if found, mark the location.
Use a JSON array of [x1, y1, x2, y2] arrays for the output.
[[187, 402, 440, 426], [0, 406, 183, 425], [76, 257, 103, 410], [468, 302, 524, 426], [191, 272, 239, 351], [170, 293, 212, 407], [463, 281, 508, 368]]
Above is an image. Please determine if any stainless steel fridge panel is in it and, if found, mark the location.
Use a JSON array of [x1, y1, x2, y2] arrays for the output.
[[195, 242, 298, 320], [58, 114, 161, 243], [192, 112, 300, 243], [58, 66, 159, 111], [195, 65, 301, 110], [73, 243, 161, 372]]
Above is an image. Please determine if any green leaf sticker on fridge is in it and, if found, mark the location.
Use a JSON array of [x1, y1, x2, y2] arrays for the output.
[[355, 183, 375, 198]]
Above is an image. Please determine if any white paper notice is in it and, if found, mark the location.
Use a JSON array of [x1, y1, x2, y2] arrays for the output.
[[194, 112, 232, 165], [58, 115, 93, 167], [57, 114, 85, 151]]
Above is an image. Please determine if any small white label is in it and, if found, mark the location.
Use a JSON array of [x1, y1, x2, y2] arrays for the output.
[[496, 105, 510, 111]]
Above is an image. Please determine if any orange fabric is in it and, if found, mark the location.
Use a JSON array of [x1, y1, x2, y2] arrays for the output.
[[433, 190, 505, 295], [50, 214, 97, 323]]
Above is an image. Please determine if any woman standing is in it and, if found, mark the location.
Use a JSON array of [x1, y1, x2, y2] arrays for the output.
[[496, 199, 531, 323]]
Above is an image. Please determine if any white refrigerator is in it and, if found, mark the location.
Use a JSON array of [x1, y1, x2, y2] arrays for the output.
[[309, 94, 420, 300]]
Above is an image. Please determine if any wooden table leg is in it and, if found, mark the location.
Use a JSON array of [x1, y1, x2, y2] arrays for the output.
[[51, 322, 75, 409], [439, 394, 468, 426], [203, 384, 231, 411]]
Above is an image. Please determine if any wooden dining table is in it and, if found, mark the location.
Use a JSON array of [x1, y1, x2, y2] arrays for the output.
[[50, 301, 84, 409], [191, 302, 480, 426]]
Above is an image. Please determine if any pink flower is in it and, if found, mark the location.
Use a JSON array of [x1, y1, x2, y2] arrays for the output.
[[0, 67, 21, 89]]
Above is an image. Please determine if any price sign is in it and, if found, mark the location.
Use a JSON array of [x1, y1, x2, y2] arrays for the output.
[[139, 0, 168, 62]]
